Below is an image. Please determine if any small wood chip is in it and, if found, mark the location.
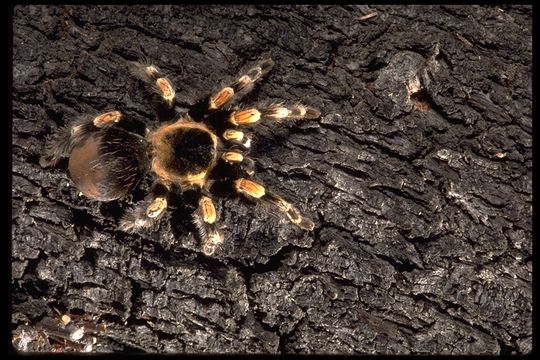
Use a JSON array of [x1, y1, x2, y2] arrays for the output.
[[455, 33, 473, 47], [358, 12, 378, 21]]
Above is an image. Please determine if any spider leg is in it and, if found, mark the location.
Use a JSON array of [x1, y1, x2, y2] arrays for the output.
[[233, 178, 315, 231], [227, 104, 321, 126], [90, 110, 123, 128], [119, 181, 169, 232], [220, 150, 256, 176], [193, 192, 224, 256], [129, 61, 177, 122], [221, 129, 252, 149], [204, 104, 320, 134], [40, 111, 125, 167], [188, 58, 275, 121]]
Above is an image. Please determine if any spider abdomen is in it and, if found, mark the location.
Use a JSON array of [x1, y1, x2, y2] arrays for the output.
[[149, 121, 218, 185], [68, 127, 148, 201]]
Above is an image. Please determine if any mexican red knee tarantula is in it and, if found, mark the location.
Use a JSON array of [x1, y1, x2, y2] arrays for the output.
[[41, 58, 320, 255]]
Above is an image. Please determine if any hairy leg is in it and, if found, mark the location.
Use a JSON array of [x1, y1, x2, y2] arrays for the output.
[[119, 181, 169, 232], [188, 59, 275, 121], [40, 111, 126, 168], [233, 178, 314, 231], [193, 193, 224, 256]]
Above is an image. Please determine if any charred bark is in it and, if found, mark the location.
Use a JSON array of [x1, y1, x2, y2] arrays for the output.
[[11, 5, 532, 354]]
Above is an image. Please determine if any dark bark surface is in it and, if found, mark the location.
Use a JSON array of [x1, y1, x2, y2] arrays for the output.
[[11, 5, 532, 354]]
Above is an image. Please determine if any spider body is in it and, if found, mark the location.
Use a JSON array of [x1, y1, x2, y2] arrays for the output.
[[149, 121, 218, 187], [41, 58, 320, 255]]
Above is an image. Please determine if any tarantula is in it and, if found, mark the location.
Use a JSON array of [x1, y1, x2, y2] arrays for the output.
[[40, 58, 320, 255]]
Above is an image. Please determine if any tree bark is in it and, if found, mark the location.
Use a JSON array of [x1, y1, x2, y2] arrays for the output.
[[12, 5, 532, 354]]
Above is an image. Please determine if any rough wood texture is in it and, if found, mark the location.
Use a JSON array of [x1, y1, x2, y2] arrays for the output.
[[12, 5, 532, 354]]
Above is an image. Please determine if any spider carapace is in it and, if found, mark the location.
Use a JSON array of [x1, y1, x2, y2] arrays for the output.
[[41, 58, 320, 255]]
